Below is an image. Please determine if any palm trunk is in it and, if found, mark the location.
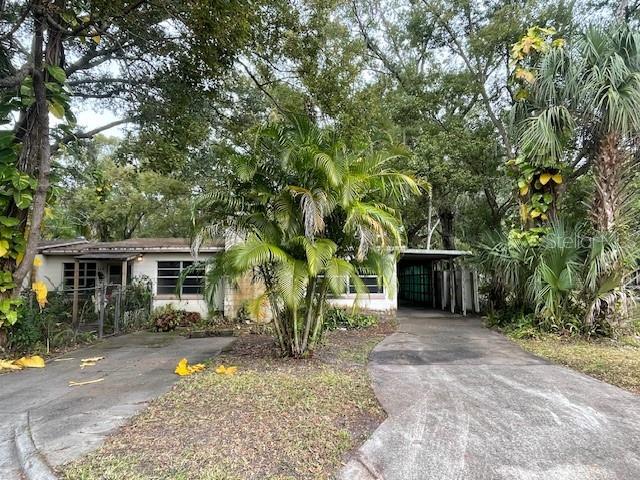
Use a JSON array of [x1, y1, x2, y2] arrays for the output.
[[592, 133, 622, 234]]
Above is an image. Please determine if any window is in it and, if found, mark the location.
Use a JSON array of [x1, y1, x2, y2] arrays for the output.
[[157, 261, 204, 296], [349, 275, 383, 294], [323, 274, 384, 296], [63, 262, 97, 289]]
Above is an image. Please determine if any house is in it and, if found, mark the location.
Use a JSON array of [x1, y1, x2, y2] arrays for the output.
[[35, 238, 479, 320]]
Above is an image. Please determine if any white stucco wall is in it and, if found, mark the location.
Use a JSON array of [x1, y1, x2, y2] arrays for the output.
[[34, 252, 223, 317], [327, 293, 397, 312], [132, 252, 223, 316], [34, 254, 74, 290]]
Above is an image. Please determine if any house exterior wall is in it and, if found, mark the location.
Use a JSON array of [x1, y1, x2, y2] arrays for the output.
[[35, 254, 74, 290], [132, 252, 222, 315], [35, 252, 223, 317]]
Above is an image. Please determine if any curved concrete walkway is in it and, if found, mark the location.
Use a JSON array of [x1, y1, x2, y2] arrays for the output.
[[0, 331, 234, 480], [340, 310, 640, 480]]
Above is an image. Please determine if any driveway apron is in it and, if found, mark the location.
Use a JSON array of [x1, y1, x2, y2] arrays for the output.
[[340, 309, 640, 480], [0, 331, 234, 479]]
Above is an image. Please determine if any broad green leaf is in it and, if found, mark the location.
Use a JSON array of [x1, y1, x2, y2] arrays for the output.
[[46, 65, 67, 83], [0, 216, 20, 227], [49, 100, 65, 119]]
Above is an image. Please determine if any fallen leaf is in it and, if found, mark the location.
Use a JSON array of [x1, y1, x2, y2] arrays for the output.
[[175, 358, 206, 376], [215, 364, 238, 375], [81, 356, 104, 363], [14, 355, 45, 368], [0, 359, 22, 371], [69, 378, 104, 387]]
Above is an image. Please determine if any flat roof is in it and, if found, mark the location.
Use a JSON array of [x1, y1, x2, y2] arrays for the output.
[[400, 249, 472, 261]]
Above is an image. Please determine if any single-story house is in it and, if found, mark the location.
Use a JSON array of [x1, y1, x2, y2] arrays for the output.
[[35, 238, 479, 319]]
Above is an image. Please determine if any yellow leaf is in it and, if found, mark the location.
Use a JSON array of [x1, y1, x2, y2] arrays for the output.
[[0, 239, 9, 257], [92, 35, 101, 44], [215, 364, 237, 375], [16, 251, 24, 265], [552, 173, 563, 184], [31, 281, 48, 308], [33, 256, 43, 268], [175, 358, 206, 376], [530, 209, 541, 219], [175, 358, 191, 376], [14, 355, 45, 368], [519, 185, 529, 196], [514, 68, 535, 84], [0, 359, 22, 371], [539, 173, 552, 185]]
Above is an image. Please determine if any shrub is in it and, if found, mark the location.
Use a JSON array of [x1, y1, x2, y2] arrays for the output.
[[324, 308, 378, 331], [149, 305, 203, 331], [150, 305, 180, 332], [179, 311, 202, 327]]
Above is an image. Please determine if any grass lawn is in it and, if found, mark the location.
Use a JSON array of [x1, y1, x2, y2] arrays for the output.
[[511, 333, 640, 394], [60, 321, 394, 480]]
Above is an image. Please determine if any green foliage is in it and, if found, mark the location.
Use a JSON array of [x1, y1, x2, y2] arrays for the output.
[[8, 291, 93, 354], [477, 221, 638, 335], [0, 105, 38, 329], [47, 137, 193, 240], [192, 113, 423, 357], [324, 308, 378, 331]]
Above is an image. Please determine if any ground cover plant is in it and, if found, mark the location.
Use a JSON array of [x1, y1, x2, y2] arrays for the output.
[[60, 320, 395, 480]]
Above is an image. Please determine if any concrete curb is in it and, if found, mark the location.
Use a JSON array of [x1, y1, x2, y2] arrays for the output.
[[14, 413, 57, 480]]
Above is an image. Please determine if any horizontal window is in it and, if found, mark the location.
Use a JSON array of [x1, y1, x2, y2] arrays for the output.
[[157, 261, 204, 296], [320, 274, 384, 296]]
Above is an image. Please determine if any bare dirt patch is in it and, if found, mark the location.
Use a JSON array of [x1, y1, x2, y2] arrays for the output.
[[60, 321, 395, 480]]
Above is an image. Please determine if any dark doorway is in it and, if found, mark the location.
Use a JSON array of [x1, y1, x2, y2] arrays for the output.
[[397, 259, 434, 308]]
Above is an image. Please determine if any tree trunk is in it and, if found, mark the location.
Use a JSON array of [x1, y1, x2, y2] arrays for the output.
[[592, 133, 622, 234], [438, 209, 456, 250]]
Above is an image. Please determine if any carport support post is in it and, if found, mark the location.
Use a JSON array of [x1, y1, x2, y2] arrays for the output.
[[449, 261, 456, 314], [461, 268, 467, 316], [71, 259, 80, 327], [472, 270, 480, 313]]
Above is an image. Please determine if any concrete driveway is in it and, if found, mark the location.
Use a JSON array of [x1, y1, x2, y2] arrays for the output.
[[0, 331, 234, 480], [340, 309, 640, 480]]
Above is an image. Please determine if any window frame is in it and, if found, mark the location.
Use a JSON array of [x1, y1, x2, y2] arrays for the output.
[[156, 260, 205, 298], [63, 262, 97, 290]]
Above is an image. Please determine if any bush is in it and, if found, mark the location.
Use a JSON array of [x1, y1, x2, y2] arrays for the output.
[[324, 308, 378, 331], [149, 305, 203, 331]]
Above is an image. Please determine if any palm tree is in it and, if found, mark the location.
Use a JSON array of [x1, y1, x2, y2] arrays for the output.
[[516, 23, 640, 325], [190, 114, 424, 357]]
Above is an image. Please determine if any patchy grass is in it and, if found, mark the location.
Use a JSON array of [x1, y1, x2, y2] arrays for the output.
[[512, 333, 640, 394], [60, 321, 395, 480]]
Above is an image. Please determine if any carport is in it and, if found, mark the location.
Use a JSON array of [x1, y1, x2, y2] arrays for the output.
[[397, 249, 480, 315]]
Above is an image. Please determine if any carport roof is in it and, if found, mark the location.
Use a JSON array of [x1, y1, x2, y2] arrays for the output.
[[400, 248, 472, 261]]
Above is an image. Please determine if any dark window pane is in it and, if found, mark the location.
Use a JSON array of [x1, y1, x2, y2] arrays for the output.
[[158, 277, 178, 287], [157, 285, 177, 294], [182, 286, 203, 294], [157, 269, 181, 277], [158, 261, 180, 269]]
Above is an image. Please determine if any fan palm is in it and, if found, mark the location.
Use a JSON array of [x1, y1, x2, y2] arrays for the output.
[[516, 23, 640, 325], [190, 114, 424, 357]]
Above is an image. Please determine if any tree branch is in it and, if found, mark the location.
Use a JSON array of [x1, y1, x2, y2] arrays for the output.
[[51, 118, 133, 152]]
